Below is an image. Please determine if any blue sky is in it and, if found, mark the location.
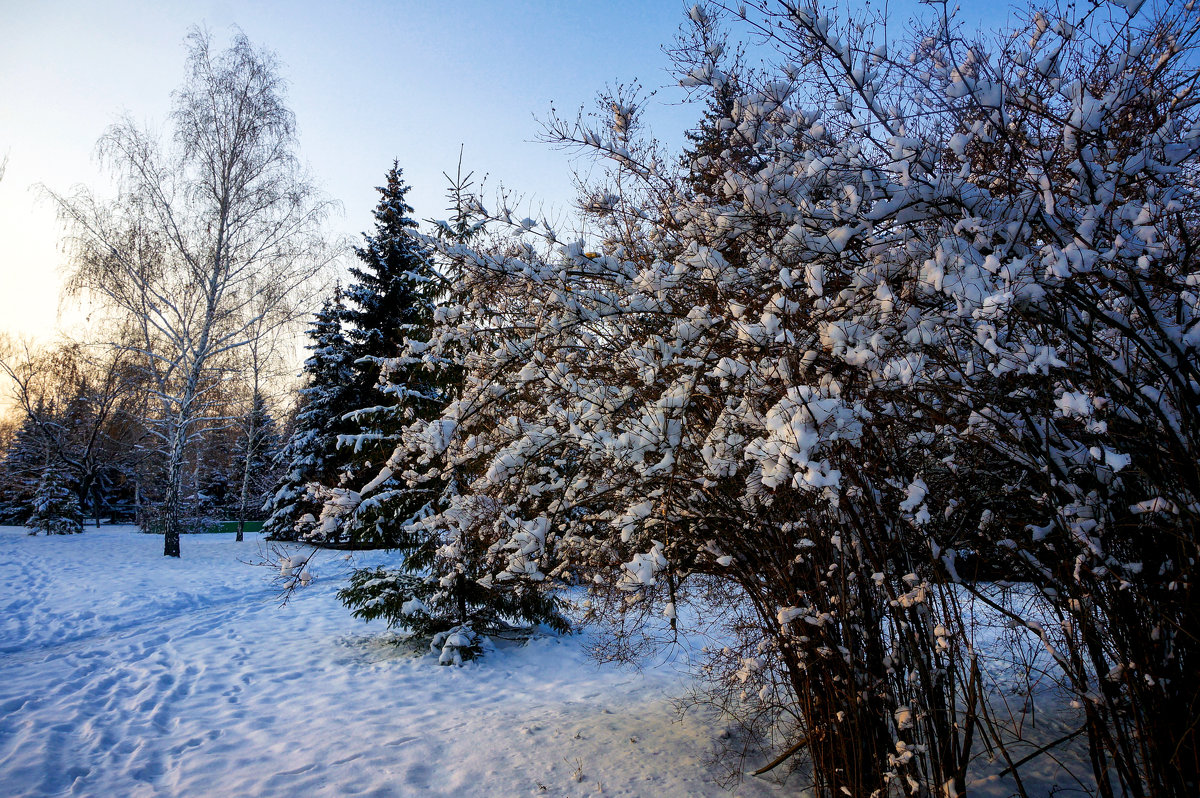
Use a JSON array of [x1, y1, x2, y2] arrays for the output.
[[0, 0, 1022, 342], [0, 1, 706, 341]]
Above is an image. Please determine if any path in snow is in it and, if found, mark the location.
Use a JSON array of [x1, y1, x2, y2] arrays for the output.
[[0, 526, 789, 797]]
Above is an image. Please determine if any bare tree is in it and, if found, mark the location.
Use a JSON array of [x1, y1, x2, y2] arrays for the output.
[[52, 28, 336, 556]]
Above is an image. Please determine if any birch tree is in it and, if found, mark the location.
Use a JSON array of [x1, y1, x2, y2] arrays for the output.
[[54, 28, 335, 557]]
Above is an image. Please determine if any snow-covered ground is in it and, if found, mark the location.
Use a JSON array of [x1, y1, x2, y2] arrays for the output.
[[0, 525, 789, 797], [0, 526, 1090, 797]]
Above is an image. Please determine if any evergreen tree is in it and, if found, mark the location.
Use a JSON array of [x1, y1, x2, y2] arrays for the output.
[[28, 462, 83, 535], [337, 502, 569, 665], [320, 163, 447, 547], [231, 391, 282, 540], [335, 162, 569, 664], [343, 163, 435, 387], [673, 5, 757, 203], [680, 78, 755, 200], [261, 287, 356, 541], [0, 416, 46, 524], [188, 414, 237, 521]]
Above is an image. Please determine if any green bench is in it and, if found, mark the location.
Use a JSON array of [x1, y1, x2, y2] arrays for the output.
[[205, 520, 264, 534], [140, 520, 265, 534]]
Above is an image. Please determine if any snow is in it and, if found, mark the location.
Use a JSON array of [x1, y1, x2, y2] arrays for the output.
[[0, 528, 1093, 797], [0, 526, 788, 798]]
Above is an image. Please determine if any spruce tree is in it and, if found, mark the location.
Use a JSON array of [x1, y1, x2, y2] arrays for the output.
[[326, 163, 446, 547], [0, 416, 46, 524], [261, 288, 356, 541], [28, 462, 83, 535], [338, 507, 569, 665], [231, 391, 282, 540], [336, 162, 568, 664], [343, 163, 438, 407], [681, 78, 749, 199]]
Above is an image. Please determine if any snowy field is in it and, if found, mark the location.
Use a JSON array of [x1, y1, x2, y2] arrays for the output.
[[0, 525, 791, 798], [0, 526, 1090, 797]]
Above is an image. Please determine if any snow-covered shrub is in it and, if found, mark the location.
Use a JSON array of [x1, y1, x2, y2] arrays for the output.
[[335, 1, 1200, 792], [431, 624, 480, 666]]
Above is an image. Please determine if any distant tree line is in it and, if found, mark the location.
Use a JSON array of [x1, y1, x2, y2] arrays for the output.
[[0, 335, 286, 534]]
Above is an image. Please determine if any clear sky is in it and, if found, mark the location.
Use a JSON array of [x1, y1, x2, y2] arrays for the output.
[[0, 0, 709, 342], [0, 0, 1022, 344]]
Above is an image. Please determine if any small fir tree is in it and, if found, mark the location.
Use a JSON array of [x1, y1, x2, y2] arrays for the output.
[[28, 463, 83, 535], [337, 502, 570, 665], [261, 287, 356, 541], [231, 391, 282, 540]]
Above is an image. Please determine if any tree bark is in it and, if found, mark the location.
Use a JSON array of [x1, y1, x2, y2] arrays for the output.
[[161, 413, 189, 558], [235, 396, 259, 543]]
